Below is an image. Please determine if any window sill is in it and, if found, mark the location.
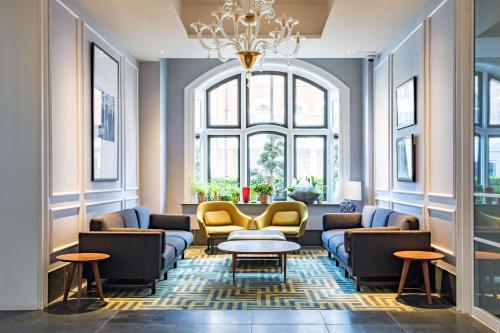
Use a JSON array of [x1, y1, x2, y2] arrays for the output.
[[181, 202, 341, 207]]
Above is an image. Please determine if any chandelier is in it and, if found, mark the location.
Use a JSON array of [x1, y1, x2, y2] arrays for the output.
[[190, 0, 304, 78]]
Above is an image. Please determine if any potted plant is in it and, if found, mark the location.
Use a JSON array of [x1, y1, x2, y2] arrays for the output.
[[191, 179, 207, 203], [287, 177, 322, 204], [208, 183, 221, 201], [254, 183, 274, 204]]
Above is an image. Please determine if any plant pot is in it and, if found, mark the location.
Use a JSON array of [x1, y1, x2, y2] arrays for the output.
[[213, 194, 221, 201], [259, 193, 269, 204], [197, 193, 206, 203]]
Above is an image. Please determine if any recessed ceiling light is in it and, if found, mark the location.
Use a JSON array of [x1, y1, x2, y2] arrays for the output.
[[345, 50, 352, 54], [159, 50, 165, 55]]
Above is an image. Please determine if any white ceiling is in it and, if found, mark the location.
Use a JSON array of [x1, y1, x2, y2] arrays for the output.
[[76, 0, 437, 61]]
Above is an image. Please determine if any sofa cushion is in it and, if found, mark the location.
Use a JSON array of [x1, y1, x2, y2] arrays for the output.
[[263, 225, 300, 236], [387, 212, 419, 230], [164, 230, 194, 247], [204, 211, 232, 226], [361, 206, 377, 228], [162, 245, 176, 271], [135, 206, 151, 229], [322, 229, 346, 248], [327, 233, 345, 255], [120, 209, 140, 228], [97, 212, 124, 231], [371, 208, 392, 228], [165, 236, 186, 256], [272, 211, 300, 226]]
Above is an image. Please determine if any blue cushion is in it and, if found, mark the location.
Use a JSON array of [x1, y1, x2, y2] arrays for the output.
[[162, 245, 176, 270], [120, 209, 140, 228], [336, 244, 350, 266], [387, 212, 419, 230], [165, 230, 194, 247], [135, 206, 151, 229], [322, 230, 345, 247], [371, 208, 392, 228], [327, 234, 345, 256], [361, 205, 377, 228], [165, 236, 186, 256]]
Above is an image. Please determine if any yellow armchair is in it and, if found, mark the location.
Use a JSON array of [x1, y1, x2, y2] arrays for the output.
[[254, 201, 308, 239], [196, 201, 252, 252]]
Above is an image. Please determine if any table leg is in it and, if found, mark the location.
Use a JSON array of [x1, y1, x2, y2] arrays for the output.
[[422, 260, 432, 304], [91, 262, 105, 301], [397, 259, 411, 298], [278, 254, 282, 272], [283, 253, 287, 283], [76, 263, 83, 309], [63, 263, 75, 302], [232, 253, 237, 284]]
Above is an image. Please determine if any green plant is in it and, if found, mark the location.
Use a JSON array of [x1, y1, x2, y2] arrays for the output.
[[257, 136, 284, 178], [192, 181, 207, 195], [254, 183, 274, 195]]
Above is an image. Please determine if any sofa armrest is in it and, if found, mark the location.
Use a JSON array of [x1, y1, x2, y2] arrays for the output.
[[347, 230, 432, 277], [322, 213, 362, 231], [79, 231, 164, 280], [150, 214, 191, 231]]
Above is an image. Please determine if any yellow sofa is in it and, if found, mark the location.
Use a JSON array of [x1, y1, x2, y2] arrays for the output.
[[254, 201, 308, 239], [196, 201, 252, 252]]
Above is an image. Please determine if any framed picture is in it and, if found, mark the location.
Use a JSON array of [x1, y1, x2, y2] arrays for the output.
[[396, 135, 415, 182], [396, 77, 417, 129], [91, 43, 119, 181]]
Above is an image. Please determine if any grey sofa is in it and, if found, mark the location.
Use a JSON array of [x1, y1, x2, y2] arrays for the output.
[[79, 206, 193, 294], [322, 205, 431, 291]]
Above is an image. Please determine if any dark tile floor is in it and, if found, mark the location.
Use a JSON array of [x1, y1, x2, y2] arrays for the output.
[[0, 304, 497, 333]]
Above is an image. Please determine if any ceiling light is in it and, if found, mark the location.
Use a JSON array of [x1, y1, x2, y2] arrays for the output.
[[191, 0, 304, 79]]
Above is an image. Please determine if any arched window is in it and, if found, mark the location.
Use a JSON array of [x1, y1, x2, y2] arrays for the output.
[[185, 59, 350, 203]]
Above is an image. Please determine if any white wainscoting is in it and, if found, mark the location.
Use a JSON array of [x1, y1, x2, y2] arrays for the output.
[[372, 0, 457, 261], [48, 0, 139, 256], [374, 58, 391, 192]]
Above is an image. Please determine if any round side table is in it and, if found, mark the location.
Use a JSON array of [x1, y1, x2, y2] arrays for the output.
[[56, 253, 110, 308], [394, 250, 445, 304]]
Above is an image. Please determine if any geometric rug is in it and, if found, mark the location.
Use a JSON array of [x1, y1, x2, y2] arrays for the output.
[[103, 247, 416, 311]]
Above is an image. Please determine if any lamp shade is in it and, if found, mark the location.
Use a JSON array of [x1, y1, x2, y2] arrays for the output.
[[343, 181, 362, 201], [334, 180, 362, 201]]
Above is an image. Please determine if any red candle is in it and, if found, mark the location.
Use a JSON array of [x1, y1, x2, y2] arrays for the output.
[[242, 187, 250, 203]]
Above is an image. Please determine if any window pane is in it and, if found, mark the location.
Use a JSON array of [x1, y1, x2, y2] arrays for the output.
[[489, 77, 500, 126], [195, 135, 201, 181], [208, 136, 239, 184], [475, 74, 481, 125], [248, 74, 286, 125], [294, 77, 326, 127], [248, 133, 286, 199], [207, 77, 240, 127], [295, 137, 325, 194], [488, 137, 500, 193]]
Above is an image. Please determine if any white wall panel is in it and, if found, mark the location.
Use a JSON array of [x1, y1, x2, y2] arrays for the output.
[[50, 206, 79, 253], [124, 60, 138, 190], [375, 198, 391, 209], [392, 201, 423, 222], [85, 200, 123, 230], [374, 59, 390, 191], [428, 207, 455, 255], [125, 198, 139, 209], [50, 1, 79, 195], [428, 0, 455, 198]]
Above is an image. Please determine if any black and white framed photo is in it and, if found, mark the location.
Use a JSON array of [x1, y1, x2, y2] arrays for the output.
[[91, 43, 119, 181], [396, 135, 415, 182], [396, 77, 417, 129]]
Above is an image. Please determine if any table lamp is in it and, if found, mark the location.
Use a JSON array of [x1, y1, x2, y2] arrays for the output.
[[334, 180, 362, 213]]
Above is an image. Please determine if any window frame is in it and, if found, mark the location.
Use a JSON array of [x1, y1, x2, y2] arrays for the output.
[[293, 135, 327, 187], [292, 74, 328, 129], [487, 74, 500, 128], [475, 71, 483, 126], [207, 134, 241, 185], [246, 131, 288, 199], [206, 74, 242, 129], [246, 71, 288, 128]]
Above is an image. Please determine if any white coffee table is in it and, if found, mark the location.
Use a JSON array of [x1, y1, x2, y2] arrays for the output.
[[218, 240, 300, 283]]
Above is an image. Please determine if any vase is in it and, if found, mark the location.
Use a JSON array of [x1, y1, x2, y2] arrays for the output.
[[259, 193, 269, 204], [197, 193, 206, 203], [242, 187, 250, 203]]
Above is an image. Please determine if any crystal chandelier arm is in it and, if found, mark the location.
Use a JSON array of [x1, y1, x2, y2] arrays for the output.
[[275, 32, 303, 58]]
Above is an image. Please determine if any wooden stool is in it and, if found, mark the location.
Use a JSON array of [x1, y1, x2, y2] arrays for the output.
[[56, 253, 110, 309], [394, 250, 445, 304]]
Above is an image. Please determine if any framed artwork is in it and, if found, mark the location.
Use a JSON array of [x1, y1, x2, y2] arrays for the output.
[[396, 135, 415, 182], [396, 77, 417, 129], [91, 43, 119, 181]]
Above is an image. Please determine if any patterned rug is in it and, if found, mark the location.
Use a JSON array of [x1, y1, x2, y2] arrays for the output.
[[103, 247, 416, 311]]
